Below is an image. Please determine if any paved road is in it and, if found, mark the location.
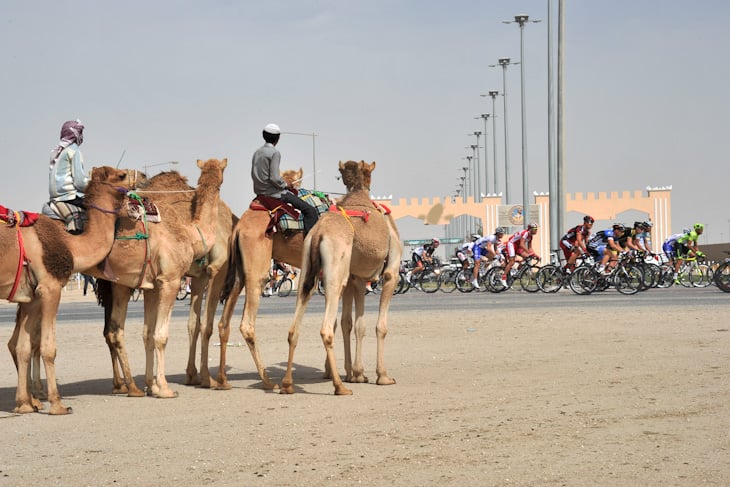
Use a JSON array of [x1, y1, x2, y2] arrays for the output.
[[1, 285, 727, 329]]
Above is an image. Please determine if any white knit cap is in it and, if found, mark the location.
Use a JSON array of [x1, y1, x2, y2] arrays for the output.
[[263, 123, 280, 135]]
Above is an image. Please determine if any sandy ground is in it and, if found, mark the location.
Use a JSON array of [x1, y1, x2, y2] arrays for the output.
[[0, 287, 728, 486]]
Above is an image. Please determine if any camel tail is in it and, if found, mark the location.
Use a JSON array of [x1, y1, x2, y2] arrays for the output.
[[220, 229, 242, 304], [300, 233, 322, 296], [94, 279, 114, 338]]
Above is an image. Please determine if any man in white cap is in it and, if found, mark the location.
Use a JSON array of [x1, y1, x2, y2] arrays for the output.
[[251, 123, 318, 234]]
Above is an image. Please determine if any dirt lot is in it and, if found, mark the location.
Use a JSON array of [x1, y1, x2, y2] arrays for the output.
[[0, 288, 728, 486]]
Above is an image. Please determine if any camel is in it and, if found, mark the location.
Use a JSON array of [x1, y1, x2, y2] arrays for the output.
[[280, 160, 402, 395], [3, 166, 131, 414], [87, 158, 227, 398], [216, 167, 317, 390]]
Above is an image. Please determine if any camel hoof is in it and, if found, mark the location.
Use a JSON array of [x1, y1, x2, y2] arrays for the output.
[[154, 389, 179, 399], [376, 376, 396, 386], [31, 397, 44, 409], [127, 388, 145, 398], [184, 374, 201, 386], [200, 377, 216, 389], [334, 385, 353, 395], [49, 405, 73, 415], [214, 382, 233, 391], [279, 384, 295, 394], [13, 404, 38, 414], [112, 384, 129, 395], [261, 381, 279, 391], [347, 374, 369, 384]]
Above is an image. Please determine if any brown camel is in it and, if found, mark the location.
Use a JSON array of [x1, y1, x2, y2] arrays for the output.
[[216, 168, 312, 390], [3, 166, 131, 414], [280, 160, 402, 395], [88, 158, 227, 398]]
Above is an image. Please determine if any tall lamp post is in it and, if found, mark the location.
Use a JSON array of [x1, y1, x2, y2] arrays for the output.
[[481, 90, 500, 195], [281, 131, 317, 191], [476, 115, 490, 194], [144, 160, 178, 175], [468, 133, 482, 200], [489, 58, 515, 204], [504, 14, 541, 228]]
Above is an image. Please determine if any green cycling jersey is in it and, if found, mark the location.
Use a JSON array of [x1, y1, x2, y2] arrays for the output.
[[677, 230, 699, 245]]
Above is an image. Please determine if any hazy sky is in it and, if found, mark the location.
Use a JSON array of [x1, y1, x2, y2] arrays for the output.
[[2, 1, 729, 243]]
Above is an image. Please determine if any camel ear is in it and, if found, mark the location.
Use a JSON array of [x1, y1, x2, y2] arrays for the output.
[[338, 161, 344, 170], [368, 161, 376, 171], [197, 159, 204, 169], [297, 167, 303, 178], [221, 158, 228, 169]]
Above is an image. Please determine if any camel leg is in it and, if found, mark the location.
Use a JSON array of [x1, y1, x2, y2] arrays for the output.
[[12, 303, 38, 414], [215, 278, 242, 390], [373, 261, 399, 386], [105, 284, 144, 397], [36, 291, 72, 415], [239, 281, 278, 390], [280, 276, 317, 395], [143, 284, 178, 398], [350, 279, 369, 384], [198, 265, 226, 389], [339, 282, 355, 381], [319, 264, 352, 396], [184, 274, 206, 386]]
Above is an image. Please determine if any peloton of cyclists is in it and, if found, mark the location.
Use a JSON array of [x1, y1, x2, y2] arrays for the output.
[[559, 215, 594, 273], [502, 223, 540, 286]]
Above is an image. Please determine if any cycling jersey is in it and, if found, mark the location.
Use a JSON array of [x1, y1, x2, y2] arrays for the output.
[[615, 228, 635, 248], [412, 244, 437, 265], [474, 234, 502, 260], [677, 230, 699, 246], [455, 241, 475, 263], [506, 229, 533, 258], [562, 224, 591, 244]]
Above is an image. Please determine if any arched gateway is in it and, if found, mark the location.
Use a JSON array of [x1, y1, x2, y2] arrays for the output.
[[374, 186, 672, 260]]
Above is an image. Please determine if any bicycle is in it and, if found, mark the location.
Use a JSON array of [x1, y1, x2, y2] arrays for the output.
[[536, 252, 596, 294], [176, 277, 190, 301], [485, 255, 541, 293], [675, 253, 712, 288], [265, 269, 297, 297], [713, 259, 730, 292], [438, 261, 461, 293], [570, 251, 644, 295]]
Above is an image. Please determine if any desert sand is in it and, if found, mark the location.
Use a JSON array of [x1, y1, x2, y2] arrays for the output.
[[0, 286, 728, 486]]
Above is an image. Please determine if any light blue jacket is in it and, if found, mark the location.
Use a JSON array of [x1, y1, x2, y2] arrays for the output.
[[49, 143, 89, 202]]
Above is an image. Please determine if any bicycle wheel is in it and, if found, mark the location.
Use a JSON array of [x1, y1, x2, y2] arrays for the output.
[[536, 265, 563, 293], [612, 264, 643, 295], [439, 269, 458, 293], [176, 280, 189, 300], [455, 269, 474, 293], [277, 278, 293, 297], [419, 269, 441, 293], [485, 267, 508, 293], [642, 263, 661, 288], [678, 265, 693, 288], [395, 272, 407, 294], [656, 264, 675, 288], [690, 263, 712, 288], [317, 278, 325, 296], [519, 265, 540, 293], [569, 267, 598, 295], [714, 262, 730, 292]]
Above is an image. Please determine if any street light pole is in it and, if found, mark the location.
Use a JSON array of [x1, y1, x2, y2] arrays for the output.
[[490, 58, 514, 204], [469, 132, 482, 200], [481, 91, 500, 195], [476, 115, 490, 194], [281, 131, 318, 191], [505, 14, 541, 228]]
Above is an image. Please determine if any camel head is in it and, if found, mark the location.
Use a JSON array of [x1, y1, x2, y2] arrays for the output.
[[338, 160, 376, 192], [90, 166, 131, 189], [281, 167, 303, 190], [196, 158, 228, 189]]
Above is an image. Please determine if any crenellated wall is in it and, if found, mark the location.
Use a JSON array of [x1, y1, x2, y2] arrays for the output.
[[375, 186, 672, 260]]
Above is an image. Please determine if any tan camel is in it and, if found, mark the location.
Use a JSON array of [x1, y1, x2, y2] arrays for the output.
[[280, 160, 402, 395], [87, 158, 226, 398], [3, 166, 131, 414], [216, 168, 310, 390]]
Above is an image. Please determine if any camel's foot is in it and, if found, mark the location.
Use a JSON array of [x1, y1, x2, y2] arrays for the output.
[[346, 372, 369, 384], [334, 384, 353, 395], [376, 375, 396, 386], [213, 380, 232, 391], [112, 383, 129, 395], [184, 372, 202, 386], [261, 379, 279, 391], [279, 382, 295, 394], [126, 384, 145, 398], [199, 375, 218, 389], [149, 384, 178, 399], [32, 396, 44, 410], [49, 403, 73, 415], [13, 403, 38, 414]]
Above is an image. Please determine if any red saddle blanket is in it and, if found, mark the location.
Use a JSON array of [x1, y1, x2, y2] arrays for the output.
[[250, 194, 301, 237], [0, 205, 39, 227]]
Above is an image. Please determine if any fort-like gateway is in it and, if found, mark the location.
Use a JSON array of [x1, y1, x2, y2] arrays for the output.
[[374, 186, 672, 258]]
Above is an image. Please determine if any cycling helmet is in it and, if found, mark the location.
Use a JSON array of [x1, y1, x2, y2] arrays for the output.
[[634, 221, 645, 229], [495, 227, 506, 235], [431, 237, 440, 245], [527, 222, 539, 230], [471, 234, 481, 241], [583, 215, 595, 224], [693, 223, 704, 232], [642, 221, 653, 229], [682, 227, 691, 234], [612, 223, 626, 232]]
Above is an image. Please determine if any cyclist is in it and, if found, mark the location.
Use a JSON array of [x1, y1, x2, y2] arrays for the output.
[[616, 221, 645, 254], [673, 223, 705, 282], [265, 260, 292, 297], [638, 220, 654, 254], [502, 223, 540, 286], [587, 223, 626, 273], [559, 215, 594, 273], [409, 238, 440, 284], [455, 234, 481, 289], [662, 229, 689, 266], [474, 227, 506, 282]]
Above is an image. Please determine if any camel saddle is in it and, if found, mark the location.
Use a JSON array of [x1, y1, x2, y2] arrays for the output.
[[250, 188, 331, 237], [0, 205, 39, 227], [126, 193, 161, 223]]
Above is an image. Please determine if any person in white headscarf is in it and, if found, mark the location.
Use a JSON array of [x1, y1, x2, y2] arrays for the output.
[[46, 119, 89, 233]]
